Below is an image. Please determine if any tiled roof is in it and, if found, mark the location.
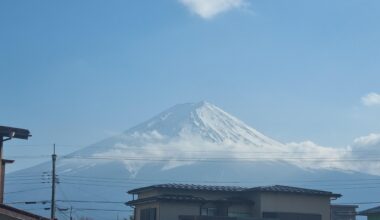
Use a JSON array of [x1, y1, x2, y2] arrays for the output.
[[128, 183, 341, 198], [358, 206, 380, 215], [247, 185, 341, 197], [128, 183, 247, 194], [126, 194, 205, 206]]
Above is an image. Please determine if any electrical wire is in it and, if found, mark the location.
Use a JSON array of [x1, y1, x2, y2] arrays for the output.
[[6, 143, 380, 154], [5, 187, 50, 194]]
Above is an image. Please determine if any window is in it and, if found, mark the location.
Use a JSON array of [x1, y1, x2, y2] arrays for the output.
[[228, 212, 251, 218], [201, 207, 217, 216], [228, 204, 251, 218], [140, 208, 156, 220], [263, 212, 321, 220]]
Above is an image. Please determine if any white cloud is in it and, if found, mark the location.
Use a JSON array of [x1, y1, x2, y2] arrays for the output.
[[348, 133, 380, 176], [284, 141, 351, 172], [361, 93, 380, 106], [179, 0, 247, 19], [90, 129, 380, 177], [353, 133, 380, 147]]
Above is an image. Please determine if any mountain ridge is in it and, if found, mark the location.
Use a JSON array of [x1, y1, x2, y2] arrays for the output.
[[41, 101, 379, 176], [4, 101, 378, 219]]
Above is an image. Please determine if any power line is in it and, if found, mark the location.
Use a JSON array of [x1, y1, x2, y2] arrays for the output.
[[6, 143, 380, 153], [56, 200, 124, 204], [74, 208, 132, 212], [60, 155, 380, 162], [58, 174, 380, 183], [7, 156, 380, 162], [5, 200, 50, 205], [58, 178, 380, 187], [60, 182, 128, 188], [7, 168, 380, 188], [64, 181, 112, 201], [57, 207, 70, 220], [8, 171, 380, 189], [57, 184, 80, 220], [6, 144, 86, 148], [5, 187, 50, 194], [6, 200, 125, 205], [7, 174, 49, 178]]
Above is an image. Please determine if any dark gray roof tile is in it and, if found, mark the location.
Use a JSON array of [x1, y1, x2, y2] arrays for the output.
[[358, 206, 380, 215], [246, 185, 341, 197], [128, 183, 341, 198], [128, 183, 246, 194]]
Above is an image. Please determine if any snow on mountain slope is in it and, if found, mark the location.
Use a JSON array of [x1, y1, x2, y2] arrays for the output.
[[5, 101, 380, 220], [51, 101, 377, 176], [127, 101, 281, 145]]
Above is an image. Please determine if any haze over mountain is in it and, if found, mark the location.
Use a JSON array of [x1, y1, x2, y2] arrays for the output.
[[5, 102, 379, 219]]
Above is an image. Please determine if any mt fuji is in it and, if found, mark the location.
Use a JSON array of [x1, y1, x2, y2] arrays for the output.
[[4, 102, 379, 220]]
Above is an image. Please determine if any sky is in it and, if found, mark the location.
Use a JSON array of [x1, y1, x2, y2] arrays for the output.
[[1, 0, 380, 172]]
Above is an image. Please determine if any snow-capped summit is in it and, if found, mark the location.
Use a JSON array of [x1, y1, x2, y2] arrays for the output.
[[60, 101, 360, 176], [6, 102, 380, 220], [56, 101, 374, 177], [126, 101, 281, 146], [62, 101, 286, 175]]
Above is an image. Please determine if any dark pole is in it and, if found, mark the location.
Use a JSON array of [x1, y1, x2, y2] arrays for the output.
[[0, 138, 12, 204], [51, 144, 57, 220], [0, 137, 3, 157], [0, 138, 3, 204], [70, 206, 73, 220], [0, 126, 30, 204]]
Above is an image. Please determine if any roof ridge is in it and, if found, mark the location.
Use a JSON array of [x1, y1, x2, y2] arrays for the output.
[[128, 183, 247, 194], [128, 183, 341, 198], [244, 185, 341, 198]]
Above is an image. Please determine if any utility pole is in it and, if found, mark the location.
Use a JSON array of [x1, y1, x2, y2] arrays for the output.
[[0, 139, 4, 204], [51, 144, 57, 220], [70, 206, 73, 220], [0, 126, 30, 203]]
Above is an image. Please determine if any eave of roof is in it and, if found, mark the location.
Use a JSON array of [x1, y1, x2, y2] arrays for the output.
[[126, 194, 205, 206], [0, 203, 49, 220], [246, 185, 342, 198], [127, 183, 341, 198], [126, 194, 255, 206], [358, 206, 380, 215], [128, 183, 247, 194], [331, 204, 358, 208]]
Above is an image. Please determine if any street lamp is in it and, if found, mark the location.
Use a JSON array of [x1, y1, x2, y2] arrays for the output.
[[0, 126, 31, 141], [0, 125, 31, 203]]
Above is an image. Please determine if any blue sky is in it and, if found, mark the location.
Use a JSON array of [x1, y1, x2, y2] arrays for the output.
[[1, 0, 380, 171]]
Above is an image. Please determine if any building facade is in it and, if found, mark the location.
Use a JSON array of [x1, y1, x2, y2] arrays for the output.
[[127, 184, 341, 220], [330, 205, 357, 220]]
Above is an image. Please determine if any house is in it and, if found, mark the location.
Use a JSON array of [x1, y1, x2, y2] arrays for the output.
[[0, 127, 48, 219], [358, 206, 380, 220], [126, 184, 341, 220], [330, 205, 357, 220], [0, 203, 49, 220]]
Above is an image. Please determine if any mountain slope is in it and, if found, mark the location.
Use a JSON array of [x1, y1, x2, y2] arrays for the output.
[[4, 102, 377, 220]]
